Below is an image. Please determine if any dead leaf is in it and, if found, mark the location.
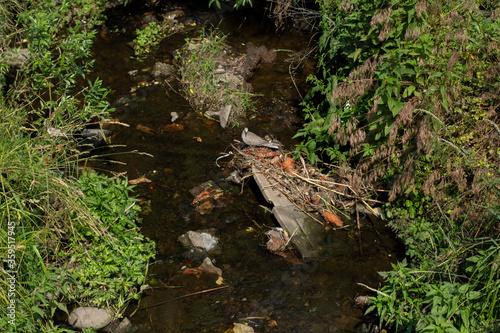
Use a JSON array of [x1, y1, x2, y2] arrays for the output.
[[182, 267, 201, 277], [192, 189, 217, 204], [129, 177, 152, 185], [322, 210, 343, 227], [195, 200, 214, 215], [193, 136, 202, 142], [162, 123, 184, 132], [281, 157, 295, 171], [136, 124, 156, 134]]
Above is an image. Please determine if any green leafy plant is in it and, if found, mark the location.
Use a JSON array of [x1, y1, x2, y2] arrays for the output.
[[300, 0, 500, 331], [0, 1, 155, 332], [133, 21, 177, 58]]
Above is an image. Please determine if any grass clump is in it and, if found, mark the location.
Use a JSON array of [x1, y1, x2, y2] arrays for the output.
[[133, 20, 180, 59], [177, 28, 257, 126], [0, 1, 155, 331]]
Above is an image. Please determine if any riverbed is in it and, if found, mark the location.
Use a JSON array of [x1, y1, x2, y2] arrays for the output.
[[90, 2, 402, 332]]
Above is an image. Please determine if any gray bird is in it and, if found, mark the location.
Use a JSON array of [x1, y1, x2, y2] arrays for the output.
[[241, 128, 282, 150]]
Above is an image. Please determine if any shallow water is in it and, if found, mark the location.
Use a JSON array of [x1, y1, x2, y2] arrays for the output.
[[90, 2, 402, 332]]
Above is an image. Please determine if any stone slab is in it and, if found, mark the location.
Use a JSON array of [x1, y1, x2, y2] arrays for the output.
[[252, 165, 323, 258], [252, 166, 290, 207]]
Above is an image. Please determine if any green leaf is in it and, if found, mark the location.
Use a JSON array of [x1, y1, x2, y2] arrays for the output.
[[403, 85, 416, 98], [387, 97, 405, 117], [349, 48, 362, 62]]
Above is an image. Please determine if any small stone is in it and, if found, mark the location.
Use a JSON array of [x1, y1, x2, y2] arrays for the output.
[[233, 322, 255, 333], [68, 307, 111, 330], [354, 295, 371, 308], [198, 257, 222, 277], [178, 229, 218, 252], [127, 69, 139, 78], [171, 112, 179, 122], [226, 170, 241, 184], [114, 317, 132, 333]]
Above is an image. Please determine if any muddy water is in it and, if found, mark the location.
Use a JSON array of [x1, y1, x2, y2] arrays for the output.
[[91, 3, 402, 332]]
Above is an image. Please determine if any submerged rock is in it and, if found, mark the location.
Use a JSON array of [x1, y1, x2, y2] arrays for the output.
[[178, 229, 218, 252], [152, 62, 175, 78], [198, 257, 222, 277], [233, 323, 255, 333], [68, 306, 111, 330]]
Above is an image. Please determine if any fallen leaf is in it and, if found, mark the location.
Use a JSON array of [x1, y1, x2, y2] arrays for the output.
[[193, 136, 202, 142], [129, 177, 152, 185], [192, 189, 217, 204], [162, 123, 184, 132], [182, 267, 201, 276], [195, 200, 214, 215], [136, 124, 156, 134], [322, 210, 343, 227]]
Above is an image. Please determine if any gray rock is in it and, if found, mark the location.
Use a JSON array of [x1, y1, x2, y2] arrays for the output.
[[171, 112, 179, 122], [178, 229, 218, 252], [68, 307, 111, 330], [3, 48, 30, 67], [152, 62, 175, 78], [127, 69, 139, 79], [219, 105, 231, 128], [233, 323, 255, 333], [114, 317, 132, 333], [164, 10, 185, 21]]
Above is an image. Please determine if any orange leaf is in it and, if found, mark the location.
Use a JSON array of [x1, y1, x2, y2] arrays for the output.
[[129, 177, 152, 185], [162, 123, 184, 132], [322, 210, 343, 227]]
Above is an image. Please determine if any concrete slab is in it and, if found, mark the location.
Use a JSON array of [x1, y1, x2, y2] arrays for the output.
[[252, 166, 324, 258]]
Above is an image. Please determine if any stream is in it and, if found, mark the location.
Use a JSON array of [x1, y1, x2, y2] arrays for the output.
[[90, 2, 402, 332]]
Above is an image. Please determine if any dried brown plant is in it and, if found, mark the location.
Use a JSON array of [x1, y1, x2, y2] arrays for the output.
[[330, 56, 379, 107], [415, 0, 428, 18]]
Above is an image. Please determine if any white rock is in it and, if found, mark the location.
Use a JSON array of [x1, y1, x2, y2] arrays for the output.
[[68, 307, 111, 330], [171, 112, 179, 122], [233, 323, 255, 333]]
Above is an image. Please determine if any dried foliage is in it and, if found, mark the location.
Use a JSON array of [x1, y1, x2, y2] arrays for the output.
[[229, 145, 381, 227], [297, 0, 500, 239], [266, 0, 320, 30]]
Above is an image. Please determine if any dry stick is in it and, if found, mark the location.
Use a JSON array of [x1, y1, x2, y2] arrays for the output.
[[299, 156, 310, 178], [276, 186, 325, 226], [132, 286, 230, 314], [357, 201, 362, 255], [293, 173, 383, 204], [292, 172, 382, 218]]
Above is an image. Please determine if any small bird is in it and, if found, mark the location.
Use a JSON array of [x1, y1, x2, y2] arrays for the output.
[[241, 128, 282, 150]]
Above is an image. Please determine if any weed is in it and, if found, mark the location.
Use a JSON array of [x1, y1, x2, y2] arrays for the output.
[[133, 21, 179, 59], [177, 28, 258, 126], [299, 0, 500, 330], [0, 1, 155, 331]]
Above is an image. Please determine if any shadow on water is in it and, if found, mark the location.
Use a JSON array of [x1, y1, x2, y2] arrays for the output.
[[90, 2, 403, 332]]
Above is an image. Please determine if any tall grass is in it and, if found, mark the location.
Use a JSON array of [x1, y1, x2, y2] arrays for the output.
[[0, 1, 155, 331]]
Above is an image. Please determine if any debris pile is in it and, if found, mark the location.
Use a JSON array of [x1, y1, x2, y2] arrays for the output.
[[229, 145, 379, 229]]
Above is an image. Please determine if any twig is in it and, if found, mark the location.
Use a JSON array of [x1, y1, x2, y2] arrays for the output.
[[294, 173, 383, 204], [133, 285, 230, 313], [357, 201, 362, 255], [299, 156, 309, 178], [357, 283, 391, 298]]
